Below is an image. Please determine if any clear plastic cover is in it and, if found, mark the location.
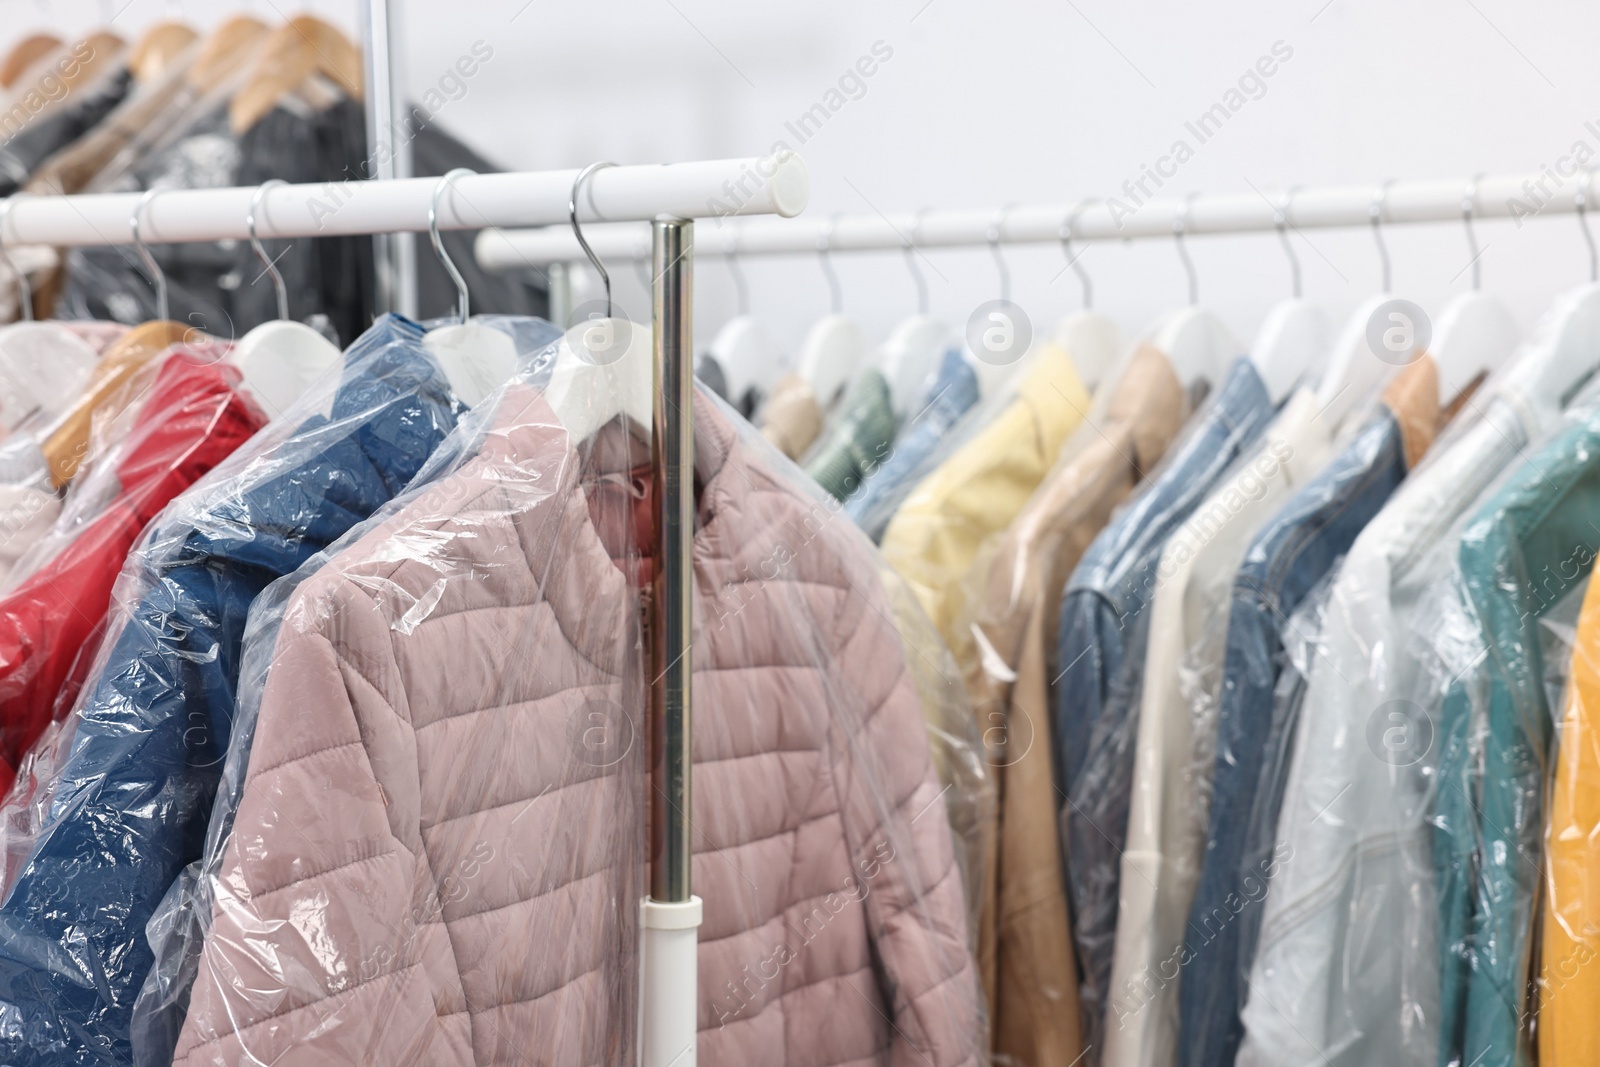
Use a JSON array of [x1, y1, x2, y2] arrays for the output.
[[0, 315, 506, 1065], [1109, 385, 1338, 1067], [0, 344, 264, 810], [151, 344, 980, 1065], [1057, 357, 1275, 1061], [1232, 385, 1537, 1067], [881, 341, 1090, 653], [1178, 388, 1431, 1067], [878, 555, 995, 952], [758, 371, 823, 460], [844, 347, 980, 544], [1421, 395, 1600, 1067]]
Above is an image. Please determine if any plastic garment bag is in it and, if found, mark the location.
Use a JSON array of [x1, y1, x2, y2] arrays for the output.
[[845, 347, 979, 543], [878, 561, 995, 956], [951, 344, 1189, 1067], [882, 341, 1089, 650], [1424, 395, 1600, 1067], [803, 367, 897, 502], [1107, 384, 1338, 1067], [0, 346, 265, 801], [0, 315, 483, 1066], [163, 360, 982, 1066], [1056, 357, 1275, 1061], [1177, 356, 1444, 1067], [1235, 373, 1561, 1067]]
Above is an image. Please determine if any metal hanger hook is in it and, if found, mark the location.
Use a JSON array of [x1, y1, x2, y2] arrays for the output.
[[721, 224, 749, 317], [568, 161, 618, 320], [1061, 199, 1095, 310], [1275, 187, 1303, 299], [1462, 174, 1484, 291], [0, 196, 32, 322], [817, 215, 842, 315], [429, 168, 478, 324], [1370, 179, 1394, 294], [131, 186, 169, 322], [1579, 166, 1598, 284], [903, 208, 930, 316], [989, 203, 1015, 303], [1174, 192, 1199, 305], [247, 178, 290, 322]]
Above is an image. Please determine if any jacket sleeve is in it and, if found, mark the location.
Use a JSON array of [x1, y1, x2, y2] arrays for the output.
[[830, 562, 982, 1067], [173, 576, 464, 1066]]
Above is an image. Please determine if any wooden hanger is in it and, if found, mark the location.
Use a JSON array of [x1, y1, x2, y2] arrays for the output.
[[188, 15, 271, 94], [42, 320, 194, 487], [0, 34, 61, 89], [128, 20, 198, 84], [229, 15, 363, 134]]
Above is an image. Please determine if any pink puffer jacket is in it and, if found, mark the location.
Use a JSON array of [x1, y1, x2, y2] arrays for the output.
[[173, 383, 980, 1066]]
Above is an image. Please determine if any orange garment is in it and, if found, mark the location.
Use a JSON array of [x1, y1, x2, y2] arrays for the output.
[[1541, 566, 1600, 1064]]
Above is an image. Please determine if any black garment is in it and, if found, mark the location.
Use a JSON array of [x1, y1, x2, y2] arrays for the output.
[[57, 96, 376, 347], [408, 114, 549, 321], [696, 352, 729, 401], [0, 66, 133, 195]]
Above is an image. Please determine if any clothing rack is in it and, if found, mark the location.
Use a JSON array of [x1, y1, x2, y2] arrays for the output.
[[472, 170, 1592, 269], [0, 153, 810, 1067]]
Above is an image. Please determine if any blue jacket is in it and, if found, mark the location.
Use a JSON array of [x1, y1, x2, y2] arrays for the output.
[[1179, 403, 1417, 1067], [1055, 357, 1274, 1056], [0, 315, 468, 1065]]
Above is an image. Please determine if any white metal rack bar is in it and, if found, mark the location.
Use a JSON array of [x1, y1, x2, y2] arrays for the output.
[[0, 151, 809, 1067], [473, 170, 1589, 268], [0, 156, 810, 246]]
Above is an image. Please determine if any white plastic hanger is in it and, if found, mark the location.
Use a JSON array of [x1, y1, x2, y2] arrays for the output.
[[878, 210, 955, 416], [1249, 188, 1331, 402], [1052, 200, 1121, 391], [797, 216, 868, 410], [0, 194, 97, 432], [1149, 193, 1239, 390], [224, 179, 343, 418], [707, 223, 786, 404], [1508, 168, 1600, 414], [1427, 177, 1520, 400], [422, 168, 518, 407], [1316, 181, 1411, 430], [543, 161, 653, 443]]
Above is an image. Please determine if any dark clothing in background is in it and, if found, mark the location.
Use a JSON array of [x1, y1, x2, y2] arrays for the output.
[[0, 67, 133, 195], [408, 115, 549, 322]]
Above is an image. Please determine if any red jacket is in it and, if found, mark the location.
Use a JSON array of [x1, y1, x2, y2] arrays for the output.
[[0, 350, 265, 792]]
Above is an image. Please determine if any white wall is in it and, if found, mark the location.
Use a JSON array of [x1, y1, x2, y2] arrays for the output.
[[25, 0, 1600, 360]]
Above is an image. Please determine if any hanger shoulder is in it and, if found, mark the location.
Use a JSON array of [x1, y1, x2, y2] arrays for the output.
[[1250, 298, 1331, 402], [1054, 311, 1122, 392], [0, 34, 60, 89], [188, 16, 270, 94], [129, 21, 197, 84], [1428, 292, 1520, 400], [42, 320, 194, 486], [229, 16, 362, 134]]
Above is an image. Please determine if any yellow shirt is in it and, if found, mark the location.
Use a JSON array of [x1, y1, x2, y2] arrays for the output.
[[879, 341, 1091, 649], [1542, 565, 1600, 1064]]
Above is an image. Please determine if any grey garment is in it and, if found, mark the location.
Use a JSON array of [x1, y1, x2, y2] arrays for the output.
[[408, 115, 549, 321], [58, 96, 376, 347]]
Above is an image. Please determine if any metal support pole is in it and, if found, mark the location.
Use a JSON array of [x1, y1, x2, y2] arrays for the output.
[[361, 0, 416, 317], [641, 216, 700, 1067]]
